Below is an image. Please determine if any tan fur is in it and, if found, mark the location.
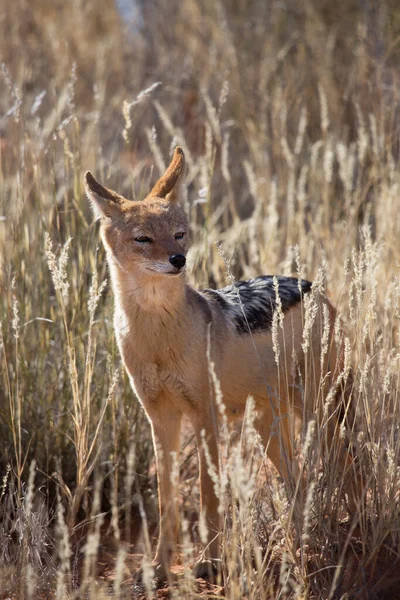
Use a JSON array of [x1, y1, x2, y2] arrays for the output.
[[84, 147, 354, 581]]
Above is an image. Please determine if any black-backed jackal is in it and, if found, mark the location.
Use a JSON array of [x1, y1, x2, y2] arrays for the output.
[[84, 147, 355, 583]]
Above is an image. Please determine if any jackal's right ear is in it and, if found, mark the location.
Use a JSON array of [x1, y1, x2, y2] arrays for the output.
[[84, 172, 125, 221]]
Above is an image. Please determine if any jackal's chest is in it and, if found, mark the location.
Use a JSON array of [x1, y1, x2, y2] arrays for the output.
[[115, 307, 184, 361], [113, 302, 209, 415], [128, 360, 198, 411]]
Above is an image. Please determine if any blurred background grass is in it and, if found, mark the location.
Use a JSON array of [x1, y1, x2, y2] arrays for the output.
[[1, 1, 400, 598]]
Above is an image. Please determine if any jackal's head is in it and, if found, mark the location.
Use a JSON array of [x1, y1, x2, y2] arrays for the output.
[[84, 147, 189, 278]]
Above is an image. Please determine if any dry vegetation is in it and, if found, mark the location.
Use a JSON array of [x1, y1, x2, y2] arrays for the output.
[[1, 0, 400, 598]]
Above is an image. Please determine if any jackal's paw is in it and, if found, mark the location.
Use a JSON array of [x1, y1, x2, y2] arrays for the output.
[[193, 558, 220, 583], [154, 561, 172, 584], [134, 562, 171, 588]]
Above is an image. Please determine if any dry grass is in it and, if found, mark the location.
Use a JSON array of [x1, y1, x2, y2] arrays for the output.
[[1, 1, 400, 598]]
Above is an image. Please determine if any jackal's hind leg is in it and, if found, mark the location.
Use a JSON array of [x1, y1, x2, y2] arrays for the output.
[[253, 396, 302, 488]]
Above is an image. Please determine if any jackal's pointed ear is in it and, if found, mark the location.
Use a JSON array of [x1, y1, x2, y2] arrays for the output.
[[84, 172, 125, 220], [149, 146, 185, 203]]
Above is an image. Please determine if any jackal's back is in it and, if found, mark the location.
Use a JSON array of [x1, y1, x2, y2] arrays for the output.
[[202, 276, 312, 335]]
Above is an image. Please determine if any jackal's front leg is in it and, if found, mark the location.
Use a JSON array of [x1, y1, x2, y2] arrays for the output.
[[192, 418, 221, 581], [146, 402, 182, 581]]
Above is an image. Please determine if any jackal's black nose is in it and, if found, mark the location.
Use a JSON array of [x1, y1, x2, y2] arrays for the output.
[[169, 254, 186, 269]]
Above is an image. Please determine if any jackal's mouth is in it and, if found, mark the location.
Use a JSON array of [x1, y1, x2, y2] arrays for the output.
[[146, 266, 185, 277], [164, 269, 184, 276]]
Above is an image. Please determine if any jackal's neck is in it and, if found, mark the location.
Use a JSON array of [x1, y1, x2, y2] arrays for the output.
[[108, 258, 187, 317], [108, 260, 193, 364]]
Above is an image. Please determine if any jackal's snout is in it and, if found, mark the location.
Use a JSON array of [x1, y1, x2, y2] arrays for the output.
[[169, 254, 186, 269]]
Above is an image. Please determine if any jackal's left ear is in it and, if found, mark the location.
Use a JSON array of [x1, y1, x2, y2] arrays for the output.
[[84, 172, 126, 221], [149, 146, 185, 203]]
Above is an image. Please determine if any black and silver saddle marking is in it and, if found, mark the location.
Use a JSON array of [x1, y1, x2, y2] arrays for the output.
[[202, 276, 312, 334]]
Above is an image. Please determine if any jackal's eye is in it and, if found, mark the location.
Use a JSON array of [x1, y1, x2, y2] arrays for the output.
[[174, 232, 185, 240], [134, 235, 152, 243]]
